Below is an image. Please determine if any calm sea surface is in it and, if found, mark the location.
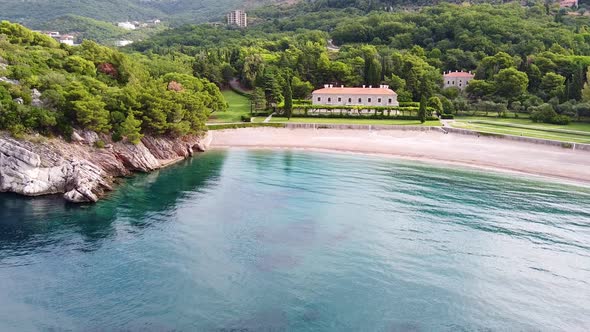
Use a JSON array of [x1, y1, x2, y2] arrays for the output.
[[1, 149, 589, 331]]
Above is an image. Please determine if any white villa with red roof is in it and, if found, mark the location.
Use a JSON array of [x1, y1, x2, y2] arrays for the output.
[[312, 84, 399, 108], [443, 71, 475, 90]]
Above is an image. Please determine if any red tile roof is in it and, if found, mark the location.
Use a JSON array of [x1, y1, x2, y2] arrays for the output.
[[312, 87, 396, 95], [444, 71, 475, 78]]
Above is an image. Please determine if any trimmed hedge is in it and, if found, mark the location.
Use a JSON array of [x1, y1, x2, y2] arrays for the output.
[[289, 113, 438, 121], [440, 114, 455, 119], [399, 102, 420, 107], [293, 99, 312, 105]]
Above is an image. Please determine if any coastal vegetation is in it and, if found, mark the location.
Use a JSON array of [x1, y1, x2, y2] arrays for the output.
[[0, 21, 226, 142], [4, 0, 590, 141], [133, 1, 590, 128]]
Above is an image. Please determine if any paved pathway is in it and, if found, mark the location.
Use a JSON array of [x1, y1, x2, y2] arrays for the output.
[[263, 113, 274, 123], [228, 78, 252, 95]]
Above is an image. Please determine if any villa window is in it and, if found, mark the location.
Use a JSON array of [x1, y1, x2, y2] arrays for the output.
[[328, 97, 331, 102], [388, 98, 392, 103], [317, 97, 321, 102], [368, 98, 372, 103], [358, 98, 362, 103], [338, 97, 342, 102], [378, 98, 381, 103], [447, 81, 450, 84], [348, 98, 352, 103]]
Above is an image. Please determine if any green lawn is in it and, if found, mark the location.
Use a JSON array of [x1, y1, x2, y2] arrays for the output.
[[451, 120, 590, 144], [208, 90, 250, 123], [259, 117, 441, 126], [454, 116, 590, 133]]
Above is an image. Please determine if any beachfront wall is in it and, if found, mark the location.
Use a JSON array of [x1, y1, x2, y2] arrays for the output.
[[312, 85, 399, 110]]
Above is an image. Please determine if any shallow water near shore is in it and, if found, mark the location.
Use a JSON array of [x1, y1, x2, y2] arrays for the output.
[[1, 149, 589, 331]]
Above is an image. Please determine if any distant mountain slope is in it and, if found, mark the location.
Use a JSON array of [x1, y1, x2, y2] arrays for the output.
[[1, 0, 161, 25], [0, 0, 284, 27]]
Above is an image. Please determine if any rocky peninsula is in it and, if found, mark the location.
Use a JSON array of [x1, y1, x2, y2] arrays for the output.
[[0, 131, 211, 203]]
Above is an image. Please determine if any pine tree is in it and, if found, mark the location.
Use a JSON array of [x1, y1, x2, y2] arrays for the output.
[[120, 113, 143, 144]]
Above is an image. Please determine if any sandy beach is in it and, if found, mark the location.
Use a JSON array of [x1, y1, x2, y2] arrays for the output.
[[210, 127, 590, 185]]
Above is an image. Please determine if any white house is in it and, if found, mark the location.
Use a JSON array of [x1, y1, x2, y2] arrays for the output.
[[115, 40, 134, 47], [58, 35, 75, 46], [312, 85, 399, 108], [117, 22, 136, 30], [443, 71, 474, 90]]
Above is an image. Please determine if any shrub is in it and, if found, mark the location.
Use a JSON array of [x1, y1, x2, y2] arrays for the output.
[[530, 103, 557, 123], [240, 115, 251, 122], [94, 140, 105, 148], [440, 114, 454, 119], [112, 131, 123, 142], [550, 115, 571, 125]]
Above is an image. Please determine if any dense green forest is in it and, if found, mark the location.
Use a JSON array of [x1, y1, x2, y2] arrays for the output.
[[0, 22, 226, 142], [133, 1, 590, 122]]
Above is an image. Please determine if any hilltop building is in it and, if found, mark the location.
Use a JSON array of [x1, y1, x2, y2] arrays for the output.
[[57, 35, 75, 46], [312, 85, 399, 108], [115, 40, 134, 47], [36, 31, 77, 46], [117, 22, 136, 30], [443, 71, 475, 90], [227, 10, 247, 28], [40, 31, 60, 38]]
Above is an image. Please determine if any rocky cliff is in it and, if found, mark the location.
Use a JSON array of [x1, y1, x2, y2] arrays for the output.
[[0, 131, 212, 203]]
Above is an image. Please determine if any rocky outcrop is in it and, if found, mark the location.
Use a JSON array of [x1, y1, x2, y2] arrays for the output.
[[0, 132, 211, 203]]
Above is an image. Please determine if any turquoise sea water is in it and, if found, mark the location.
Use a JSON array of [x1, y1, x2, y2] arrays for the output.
[[1, 149, 589, 331]]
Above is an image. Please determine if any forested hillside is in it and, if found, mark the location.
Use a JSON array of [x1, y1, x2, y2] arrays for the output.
[[0, 22, 226, 141], [132, 1, 590, 122], [0, 0, 289, 27]]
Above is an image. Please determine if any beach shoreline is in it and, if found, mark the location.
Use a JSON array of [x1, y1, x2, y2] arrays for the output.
[[210, 127, 590, 186]]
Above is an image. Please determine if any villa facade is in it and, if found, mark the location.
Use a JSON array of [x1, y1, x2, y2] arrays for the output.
[[443, 71, 474, 90], [312, 85, 399, 108]]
